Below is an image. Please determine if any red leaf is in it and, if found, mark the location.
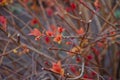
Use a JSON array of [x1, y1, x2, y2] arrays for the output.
[[46, 30, 54, 37], [30, 18, 38, 26], [57, 27, 65, 33], [91, 47, 100, 55], [77, 27, 85, 35], [70, 3, 76, 11], [87, 55, 93, 60], [65, 7, 71, 12], [45, 36, 50, 44], [83, 74, 89, 78], [70, 66, 76, 73], [50, 24, 57, 32], [53, 34, 62, 44], [66, 41, 72, 45], [29, 28, 41, 36], [0, 16, 7, 31], [51, 61, 64, 76], [28, 28, 41, 40], [91, 72, 96, 76], [76, 57, 81, 63], [46, 8, 53, 17]]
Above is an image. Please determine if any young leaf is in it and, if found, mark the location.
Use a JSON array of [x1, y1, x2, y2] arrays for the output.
[[51, 61, 64, 76]]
